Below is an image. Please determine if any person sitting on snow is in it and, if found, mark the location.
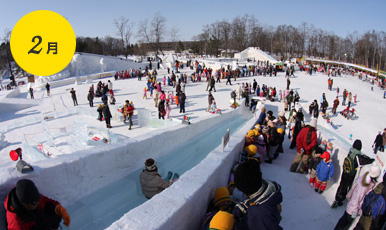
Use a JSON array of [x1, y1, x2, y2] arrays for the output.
[[4, 179, 71, 229], [139, 158, 173, 199]]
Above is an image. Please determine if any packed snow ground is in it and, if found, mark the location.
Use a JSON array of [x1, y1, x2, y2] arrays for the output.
[[0, 59, 385, 229]]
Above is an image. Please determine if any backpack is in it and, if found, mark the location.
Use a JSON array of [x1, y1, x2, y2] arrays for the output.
[[343, 152, 357, 176], [361, 190, 386, 218]]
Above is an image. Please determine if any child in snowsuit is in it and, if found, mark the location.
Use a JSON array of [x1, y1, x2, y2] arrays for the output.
[[314, 152, 334, 194], [143, 87, 147, 99]]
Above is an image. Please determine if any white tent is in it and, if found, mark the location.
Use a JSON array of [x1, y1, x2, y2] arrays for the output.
[[235, 47, 278, 64]]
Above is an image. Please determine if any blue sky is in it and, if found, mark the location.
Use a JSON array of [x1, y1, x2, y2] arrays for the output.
[[1, 0, 385, 43]]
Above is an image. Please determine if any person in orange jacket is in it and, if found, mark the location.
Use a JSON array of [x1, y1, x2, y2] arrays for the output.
[[4, 179, 71, 229]]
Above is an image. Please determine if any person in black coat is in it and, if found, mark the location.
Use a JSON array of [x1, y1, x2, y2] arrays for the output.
[[158, 100, 166, 120], [289, 117, 302, 149], [101, 93, 108, 104], [373, 131, 384, 154], [102, 102, 112, 128], [87, 91, 94, 107], [331, 140, 374, 208], [178, 92, 186, 113], [313, 100, 319, 118]]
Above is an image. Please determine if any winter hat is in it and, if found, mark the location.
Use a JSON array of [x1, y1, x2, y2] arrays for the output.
[[278, 111, 285, 117], [327, 142, 333, 150], [352, 139, 362, 151], [234, 159, 262, 196], [369, 162, 381, 178], [247, 130, 255, 138], [214, 187, 232, 208], [277, 128, 283, 134], [244, 144, 258, 156], [209, 211, 234, 230], [16, 179, 40, 203], [144, 158, 157, 171], [320, 152, 330, 162], [257, 135, 265, 145], [309, 119, 317, 128]]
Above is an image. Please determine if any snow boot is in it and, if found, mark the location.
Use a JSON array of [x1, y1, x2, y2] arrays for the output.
[[172, 173, 179, 180], [166, 171, 173, 180], [290, 162, 298, 172], [319, 190, 324, 194], [315, 188, 319, 193], [331, 201, 338, 208], [265, 158, 273, 164]]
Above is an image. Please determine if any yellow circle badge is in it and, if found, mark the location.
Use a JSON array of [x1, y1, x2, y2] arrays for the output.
[[10, 10, 76, 76]]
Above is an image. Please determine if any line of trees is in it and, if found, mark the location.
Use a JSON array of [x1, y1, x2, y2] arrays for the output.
[[2, 13, 386, 77], [194, 14, 386, 71]]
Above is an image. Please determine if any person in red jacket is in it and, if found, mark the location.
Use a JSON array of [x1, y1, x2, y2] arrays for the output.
[[290, 119, 317, 173], [4, 179, 70, 230]]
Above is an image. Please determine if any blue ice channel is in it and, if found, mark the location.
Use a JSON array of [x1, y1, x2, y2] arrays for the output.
[[65, 114, 250, 230]]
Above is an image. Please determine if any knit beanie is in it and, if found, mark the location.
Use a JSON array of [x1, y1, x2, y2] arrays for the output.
[[214, 187, 232, 208], [234, 159, 262, 196], [145, 158, 157, 171], [369, 162, 381, 178], [209, 211, 234, 230], [309, 118, 317, 128], [244, 144, 258, 156], [16, 179, 40, 203], [353, 139, 362, 151]]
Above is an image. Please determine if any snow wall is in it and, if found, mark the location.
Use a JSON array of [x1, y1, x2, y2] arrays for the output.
[[0, 88, 41, 115], [0, 101, 250, 229], [33, 53, 149, 90], [107, 103, 385, 230]]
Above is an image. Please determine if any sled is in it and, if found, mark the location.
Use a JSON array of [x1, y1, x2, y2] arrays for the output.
[[340, 108, 356, 120]]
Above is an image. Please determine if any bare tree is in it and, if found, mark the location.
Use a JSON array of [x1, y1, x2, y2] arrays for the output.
[[169, 26, 180, 42], [137, 13, 167, 56], [114, 16, 134, 58]]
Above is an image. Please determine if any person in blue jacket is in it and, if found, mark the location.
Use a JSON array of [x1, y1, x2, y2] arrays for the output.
[[257, 107, 266, 125], [315, 152, 335, 194], [232, 159, 283, 230]]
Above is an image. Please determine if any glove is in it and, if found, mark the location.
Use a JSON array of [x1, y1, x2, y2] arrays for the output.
[[300, 148, 305, 154], [351, 212, 358, 218], [56, 204, 71, 227]]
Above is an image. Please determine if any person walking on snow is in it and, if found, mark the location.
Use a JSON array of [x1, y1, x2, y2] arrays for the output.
[[87, 90, 94, 107], [373, 131, 383, 154], [102, 102, 112, 128], [165, 100, 171, 119], [70, 88, 78, 106], [334, 163, 380, 230], [207, 92, 215, 112], [45, 82, 50, 96], [107, 80, 113, 95], [179, 92, 186, 113], [331, 140, 374, 208], [332, 96, 339, 114]]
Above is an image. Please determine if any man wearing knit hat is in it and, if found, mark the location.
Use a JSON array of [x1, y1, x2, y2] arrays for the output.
[[232, 159, 283, 230], [4, 179, 71, 229], [331, 139, 375, 208], [139, 158, 173, 199]]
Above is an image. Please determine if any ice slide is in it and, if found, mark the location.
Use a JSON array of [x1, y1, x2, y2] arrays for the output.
[[65, 114, 249, 230]]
